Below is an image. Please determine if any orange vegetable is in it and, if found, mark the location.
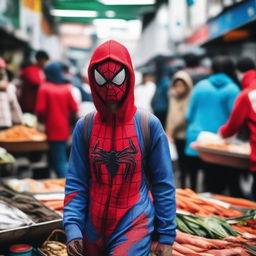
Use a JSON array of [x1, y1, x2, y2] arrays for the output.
[[176, 189, 242, 218], [213, 194, 256, 209]]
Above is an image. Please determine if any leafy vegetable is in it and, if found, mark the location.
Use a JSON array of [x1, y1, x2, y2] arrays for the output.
[[176, 213, 238, 239]]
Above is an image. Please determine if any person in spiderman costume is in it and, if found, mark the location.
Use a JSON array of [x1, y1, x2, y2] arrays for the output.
[[63, 40, 176, 256]]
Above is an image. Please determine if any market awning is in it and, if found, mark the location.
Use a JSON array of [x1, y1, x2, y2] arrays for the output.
[[51, 0, 156, 23]]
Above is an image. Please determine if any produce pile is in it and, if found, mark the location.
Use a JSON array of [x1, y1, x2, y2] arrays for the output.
[[195, 132, 250, 155], [0, 125, 46, 142], [170, 230, 252, 256], [213, 194, 256, 209], [176, 188, 242, 218], [4, 178, 65, 193], [176, 213, 238, 239], [175, 189, 256, 255]]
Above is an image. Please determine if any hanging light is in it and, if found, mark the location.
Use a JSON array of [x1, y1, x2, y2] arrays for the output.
[[51, 9, 98, 17], [99, 0, 155, 5]]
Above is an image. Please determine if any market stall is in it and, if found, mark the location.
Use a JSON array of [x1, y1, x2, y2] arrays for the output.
[[0, 177, 66, 254], [1, 179, 256, 255], [192, 132, 250, 169], [0, 125, 49, 178]]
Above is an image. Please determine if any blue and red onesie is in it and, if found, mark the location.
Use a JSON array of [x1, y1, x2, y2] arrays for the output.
[[63, 40, 176, 256]]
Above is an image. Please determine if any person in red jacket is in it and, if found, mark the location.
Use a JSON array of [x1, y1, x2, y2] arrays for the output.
[[220, 69, 256, 199], [36, 61, 78, 177], [19, 50, 49, 113]]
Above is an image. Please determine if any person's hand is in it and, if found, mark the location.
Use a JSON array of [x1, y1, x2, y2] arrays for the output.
[[152, 242, 172, 256], [67, 239, 84, 256]]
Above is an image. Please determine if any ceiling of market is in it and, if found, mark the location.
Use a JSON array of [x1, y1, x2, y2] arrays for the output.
[[52, 0, 158, 23]]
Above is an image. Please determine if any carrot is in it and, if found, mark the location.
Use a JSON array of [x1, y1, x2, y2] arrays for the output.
[[179, 199, 204, 213], [176, 189, 242, 218], [205, 239, 230, 248], [232, 225, 256, 235], [224, 236, 241, 243], [181, 244, 206, 252], [176, 231, 217, 249], [172, 250, 184, 256], [213, 194, 256, 209], [207, 248, 249, 256], [173, 242, 197, 254]]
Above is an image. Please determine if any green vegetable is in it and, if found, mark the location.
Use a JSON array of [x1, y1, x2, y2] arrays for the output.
[[176, 213, 238, 239], [227, 209, 256, 225]]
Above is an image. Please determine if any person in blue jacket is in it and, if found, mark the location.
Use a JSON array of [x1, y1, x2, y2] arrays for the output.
[[63, 40, 176, 256], [185, 56, 240, 193]]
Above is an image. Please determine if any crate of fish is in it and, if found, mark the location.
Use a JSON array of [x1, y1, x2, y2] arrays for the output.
[[0, 186, 62, 246]]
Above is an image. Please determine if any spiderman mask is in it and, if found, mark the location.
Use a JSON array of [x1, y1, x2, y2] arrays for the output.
[[93, 60, 128, 104]]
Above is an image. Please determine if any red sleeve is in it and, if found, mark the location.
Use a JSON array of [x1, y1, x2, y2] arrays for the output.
[[69, 91, 78, 113], [35, 87, 47, 118], [220, 93, 249, 138]]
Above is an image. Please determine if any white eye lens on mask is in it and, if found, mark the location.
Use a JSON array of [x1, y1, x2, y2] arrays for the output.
[[94, 69, 106, 86], [112, 68, 126, 86]]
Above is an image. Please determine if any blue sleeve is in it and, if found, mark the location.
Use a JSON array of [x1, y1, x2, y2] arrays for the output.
[[149, 115, 176, 245], [63, 118, 90, 242]]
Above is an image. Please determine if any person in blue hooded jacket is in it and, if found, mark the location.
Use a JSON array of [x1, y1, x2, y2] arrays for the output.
[[185, 56, 240, 193]]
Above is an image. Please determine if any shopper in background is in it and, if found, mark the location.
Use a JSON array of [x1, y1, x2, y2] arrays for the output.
[[236, 56, 256, 84], [19, 50, 49, 113], [62, 63, 82, 107], [183, 53, 209, 85], [62, 64, 95, 118], [185, 56, 240, 193], [152, 56, 173, 127], [166, 71, 193, 188], [0, 57, 23, 130], [135, 71, 156, 112], [220, 68, 256, 199], [35, 62, 78, 178]]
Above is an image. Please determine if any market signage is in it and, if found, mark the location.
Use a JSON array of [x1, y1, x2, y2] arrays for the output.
[[209, 0, 256, 40], [187, 0, 256, 45]]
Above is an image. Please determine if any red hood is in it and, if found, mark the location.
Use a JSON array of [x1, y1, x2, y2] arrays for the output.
[[20, 65, 44, 85], [242, 70, 256, 90], [88, 40, 136, 123]]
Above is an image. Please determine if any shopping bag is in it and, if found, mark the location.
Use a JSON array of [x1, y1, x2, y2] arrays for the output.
[[169, 142, 178, 161]]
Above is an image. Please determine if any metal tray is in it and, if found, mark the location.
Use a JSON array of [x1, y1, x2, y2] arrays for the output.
[[0, 219, 62, 247], [192, 143, 250, 169]]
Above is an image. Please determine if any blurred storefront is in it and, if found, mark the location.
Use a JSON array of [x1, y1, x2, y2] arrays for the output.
[[0, 0, 61, 72], [172, 0, 256, 60]]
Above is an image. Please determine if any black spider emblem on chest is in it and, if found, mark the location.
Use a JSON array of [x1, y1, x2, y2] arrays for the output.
[[91, 138, 138, 182]]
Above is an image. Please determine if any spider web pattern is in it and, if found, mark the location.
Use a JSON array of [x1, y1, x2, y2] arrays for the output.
[[94, 60, 128, 102], [88, 114, 142, 237]]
